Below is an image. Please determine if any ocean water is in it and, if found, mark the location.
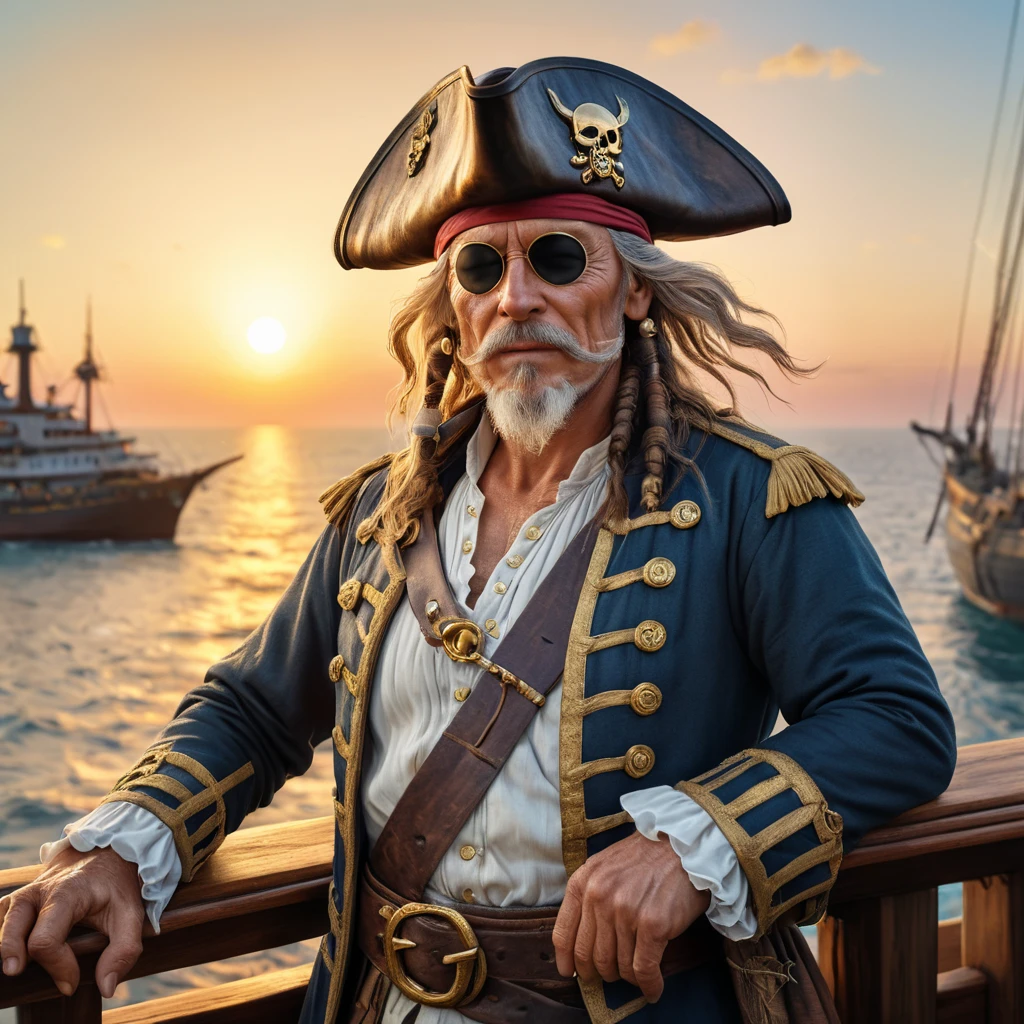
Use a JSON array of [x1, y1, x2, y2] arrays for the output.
[[1, 425, 1022, 1012]]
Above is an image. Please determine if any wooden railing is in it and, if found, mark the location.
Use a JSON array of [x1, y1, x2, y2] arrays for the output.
[[1, 736, 1022, 1023]]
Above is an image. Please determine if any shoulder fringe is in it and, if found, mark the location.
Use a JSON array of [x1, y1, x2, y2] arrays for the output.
[[318, 452, 396, 528], [705, 419, 865, 518]]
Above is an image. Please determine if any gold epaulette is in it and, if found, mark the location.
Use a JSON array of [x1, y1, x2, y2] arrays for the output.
[[319, 452, 396, 528], [676, 748, 844, 937], [102, 743, 254, 882], [700, 415, 864, 519]]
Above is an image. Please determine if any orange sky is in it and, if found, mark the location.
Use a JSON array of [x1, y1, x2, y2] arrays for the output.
[[0, 1, 1017, 430]]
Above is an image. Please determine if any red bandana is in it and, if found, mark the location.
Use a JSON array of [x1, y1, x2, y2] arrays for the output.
[[433, 193, 652, 259]]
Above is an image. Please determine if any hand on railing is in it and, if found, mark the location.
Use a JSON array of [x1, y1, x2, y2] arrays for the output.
[[0, 845, 144, 999]]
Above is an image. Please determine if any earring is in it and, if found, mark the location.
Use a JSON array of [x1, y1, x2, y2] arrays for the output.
[[638, 318, 658, 338], [440, 336, 454, 355]]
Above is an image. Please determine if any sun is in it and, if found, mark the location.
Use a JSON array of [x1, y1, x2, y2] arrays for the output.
[[247, 317, 286, 354]]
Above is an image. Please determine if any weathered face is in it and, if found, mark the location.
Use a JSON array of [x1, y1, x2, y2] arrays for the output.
[[447, 218, 651, 400]]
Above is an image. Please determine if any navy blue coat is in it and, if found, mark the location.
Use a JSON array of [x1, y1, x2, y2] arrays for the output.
[[103, 419, 957, 1023]]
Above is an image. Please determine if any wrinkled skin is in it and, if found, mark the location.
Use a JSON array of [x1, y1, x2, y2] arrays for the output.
[[1, 219, 709, 1004], [450, 217, 646, 603], [0, 845, 144, 998]]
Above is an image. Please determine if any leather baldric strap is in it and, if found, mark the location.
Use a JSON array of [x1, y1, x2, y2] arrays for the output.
[[369, 512, 603, 898]]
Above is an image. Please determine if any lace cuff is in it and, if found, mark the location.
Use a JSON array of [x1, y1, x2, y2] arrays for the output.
[[620, 784, 757, 941], [40, 800, 182, 934]]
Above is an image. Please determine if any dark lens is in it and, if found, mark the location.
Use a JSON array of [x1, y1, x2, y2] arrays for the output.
[[528, 234, 587, 286], [455, 243, 504, 294]]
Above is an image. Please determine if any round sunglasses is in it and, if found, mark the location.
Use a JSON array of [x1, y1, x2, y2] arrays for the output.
[[454, 232, 589, 295]]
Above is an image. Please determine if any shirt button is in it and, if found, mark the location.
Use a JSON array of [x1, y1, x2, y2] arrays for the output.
[[459, 844, 476, 860], [462, 539, 473, 554], [462, 888, 476, 903], [467, 504, 478, 518], [493, 581, 507, 595], [506, 554, 524, 568], [454, 687, 471, 702], [525, 526, 542, 541], [484, 618, 500, 638]]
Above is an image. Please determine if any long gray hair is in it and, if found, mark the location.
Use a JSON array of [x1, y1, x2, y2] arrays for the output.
[[356, 230, 809, 544]]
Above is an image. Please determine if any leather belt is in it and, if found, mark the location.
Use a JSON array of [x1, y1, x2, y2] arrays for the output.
[[357, 867, 724, 1023]]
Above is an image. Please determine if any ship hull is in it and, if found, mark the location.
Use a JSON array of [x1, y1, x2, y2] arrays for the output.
[[945, 470, 1024, 620], [0, 458, 239, 542]]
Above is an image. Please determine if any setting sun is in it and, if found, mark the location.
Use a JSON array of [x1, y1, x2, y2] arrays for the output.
[[247, 316, 286, 354]]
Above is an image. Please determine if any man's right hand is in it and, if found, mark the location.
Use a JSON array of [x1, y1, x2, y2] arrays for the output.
[[0, 845, 145, 999]]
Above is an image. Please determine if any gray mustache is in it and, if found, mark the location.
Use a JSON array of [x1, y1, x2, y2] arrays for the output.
[[461, 321, 623, 366]]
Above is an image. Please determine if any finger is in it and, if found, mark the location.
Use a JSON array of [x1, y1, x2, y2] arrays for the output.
[[553, 880, 583, 978], [1, 892, 40, 977], [95, 900, 144, 999], [632, 928, 668, 1003], [591, 904, 620, 983], [573, 900, 600, 985], [615, 913, 638, 987], [26, 897, 82, 996]]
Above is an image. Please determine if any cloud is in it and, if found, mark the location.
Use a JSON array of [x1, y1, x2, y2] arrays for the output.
[[723, 43, 880, 84], [650, 20, 719, 57], [40, 235, 67, 250]]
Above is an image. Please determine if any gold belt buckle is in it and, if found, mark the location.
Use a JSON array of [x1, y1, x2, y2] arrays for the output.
[[380, 901, 488, 1008]]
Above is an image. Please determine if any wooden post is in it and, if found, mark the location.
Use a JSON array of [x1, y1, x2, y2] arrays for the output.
[[16, 983, 101, 1024], [963, 872, 1024, 1024], [818, 889, 938, 1024]]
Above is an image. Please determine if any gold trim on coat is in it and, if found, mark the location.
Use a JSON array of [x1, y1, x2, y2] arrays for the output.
[[323, 541, 407, 1023], [559, 526, 648, 1024], [676, 748, 844, 938], [102, 747, 254, 882]]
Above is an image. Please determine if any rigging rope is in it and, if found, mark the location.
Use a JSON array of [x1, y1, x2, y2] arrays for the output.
[[941, 0, 1022, 432]]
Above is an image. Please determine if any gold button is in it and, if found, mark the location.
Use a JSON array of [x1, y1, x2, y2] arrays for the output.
[[670, 500, 701, 529], [484, 619, 500, 638], [506, 554, 524, 568], [454, 687, 471, 702], [624, 744, 656, 779], [525, 526, 542, 541], [462, 539, 473, 554], [634, 620, 666, 653], [462, 888, 476, 903], [337, 579, 361, 610], [630, 683, 662, 716], [642, 557, 676, 588], [467, 504, 478, 518], [459, 844, 476, 861], [328, 655, 345, 684], [494, 581, 507, 595]]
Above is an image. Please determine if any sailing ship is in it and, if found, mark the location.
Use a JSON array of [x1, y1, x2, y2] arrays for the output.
[[912, 6, 1024, 621], [0, 284, 240, 541]]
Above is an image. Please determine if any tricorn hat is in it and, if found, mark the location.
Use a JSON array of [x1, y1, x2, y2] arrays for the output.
[[335, 56, 790, 270]]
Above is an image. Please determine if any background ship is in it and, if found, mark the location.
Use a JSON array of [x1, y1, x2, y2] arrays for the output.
[[0, 284, 239, 541], [912, 8, 1024, 622]]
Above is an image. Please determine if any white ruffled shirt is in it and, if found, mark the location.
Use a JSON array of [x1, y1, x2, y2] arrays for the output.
[[42, 420, 755, 1017]]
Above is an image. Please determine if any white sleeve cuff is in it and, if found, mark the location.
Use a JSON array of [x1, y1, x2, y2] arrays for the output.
[[620, 784, 758, 941], [40, 801, 182, 934]]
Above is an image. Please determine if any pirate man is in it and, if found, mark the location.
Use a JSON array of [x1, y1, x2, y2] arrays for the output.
[[1, 58, 956, 1023]]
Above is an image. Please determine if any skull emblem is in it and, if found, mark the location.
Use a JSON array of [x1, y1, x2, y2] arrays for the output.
[[547, 89, 630, 189]]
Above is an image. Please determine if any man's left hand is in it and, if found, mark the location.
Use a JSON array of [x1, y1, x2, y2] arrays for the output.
[[552, 830, 711, 1003]]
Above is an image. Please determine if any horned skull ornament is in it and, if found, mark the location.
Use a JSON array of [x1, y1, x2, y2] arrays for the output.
[[547, 88, 630, 189]]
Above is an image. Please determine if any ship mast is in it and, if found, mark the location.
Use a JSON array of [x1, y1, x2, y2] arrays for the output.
[[74, 298, 100, 433], [8, 280, 38, 412]]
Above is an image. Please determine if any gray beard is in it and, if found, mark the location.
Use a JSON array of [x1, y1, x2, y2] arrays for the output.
[[485, 363, 581, 455]]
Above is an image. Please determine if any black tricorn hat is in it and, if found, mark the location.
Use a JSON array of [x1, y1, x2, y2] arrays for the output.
[[335, 57, 791, 270]]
